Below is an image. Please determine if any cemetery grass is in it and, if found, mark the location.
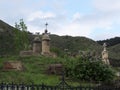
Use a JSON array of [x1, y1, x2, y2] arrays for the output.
[[0, 55, 90, 86]]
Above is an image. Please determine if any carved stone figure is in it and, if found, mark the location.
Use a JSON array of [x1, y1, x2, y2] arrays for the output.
[[102, 43, 110, 65]]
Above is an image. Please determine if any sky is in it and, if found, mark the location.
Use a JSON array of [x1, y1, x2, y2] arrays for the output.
[[0, 0, 120, 40]]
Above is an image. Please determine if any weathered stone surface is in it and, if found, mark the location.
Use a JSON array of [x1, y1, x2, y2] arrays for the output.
[[102, 43, 110, 65], [3, 61, 23, 71], [41, 30, 51, 55], [20, 50, 33, 56], [47, 64, 63, 75], [33, 34, 41, 54]]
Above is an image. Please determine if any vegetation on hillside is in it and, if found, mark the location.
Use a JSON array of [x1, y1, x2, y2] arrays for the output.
[[50, 35, 103, 57], [0, 20, 119, 86], [0, 56, 116, 85], [14, 19, 30, 52], [0, 19, 120, 60], [0, 19, 32, 56], [64, 57, 115, 82], [109, 44, 120, 60], [97, 37, 120, 47]]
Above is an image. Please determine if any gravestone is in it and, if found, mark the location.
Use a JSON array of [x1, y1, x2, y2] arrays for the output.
[[3, 61, 23, 71], [47, 64, 63, 75]]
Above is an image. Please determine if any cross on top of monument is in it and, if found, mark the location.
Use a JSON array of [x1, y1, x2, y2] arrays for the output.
[[45, 22, 48, 33], [45, 22, 48, 30]]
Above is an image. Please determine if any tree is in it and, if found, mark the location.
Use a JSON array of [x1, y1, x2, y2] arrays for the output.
[[14, 19, 29, 53]]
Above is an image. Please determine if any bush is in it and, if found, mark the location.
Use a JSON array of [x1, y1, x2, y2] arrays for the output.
[[64, 57, 116, 82]]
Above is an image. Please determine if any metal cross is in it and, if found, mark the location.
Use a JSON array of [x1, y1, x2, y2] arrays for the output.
[[45, 22, 48, 30]]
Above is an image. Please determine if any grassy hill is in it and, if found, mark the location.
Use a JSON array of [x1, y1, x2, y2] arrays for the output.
[[0, 19, 119, 60], [50, 35, 102, 51], [109, 43, 120, 60], [0, 20, 33, 55], [0, 20, 15, 55], [97, 37, 120, 47], [0, 56, 83, 86]]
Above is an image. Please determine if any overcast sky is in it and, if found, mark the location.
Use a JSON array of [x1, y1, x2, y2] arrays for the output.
[[0, 0, 120, 40]]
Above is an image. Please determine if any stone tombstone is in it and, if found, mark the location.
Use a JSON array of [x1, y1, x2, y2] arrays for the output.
[[33, 32, 41, 54], [47, 64, 63, 75], [102, 43, 110, 65], [3, 61, 23, 71]]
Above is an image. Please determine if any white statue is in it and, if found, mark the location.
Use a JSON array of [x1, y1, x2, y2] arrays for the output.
[[102, 43, 110, 65]]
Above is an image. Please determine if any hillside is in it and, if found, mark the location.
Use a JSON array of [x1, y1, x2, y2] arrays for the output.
[[97, 37, 120, 47], [0, 20, 34, 56], [109, 43, 120, 60], [97, 37, 120, 59], [0, 20, 15, 55], [0, 20, 120, 60], [0, 56, 61, 85], [50, 34, 102, 56]]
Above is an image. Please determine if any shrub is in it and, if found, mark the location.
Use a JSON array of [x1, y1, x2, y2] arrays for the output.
[[64, 57, 116, 82]]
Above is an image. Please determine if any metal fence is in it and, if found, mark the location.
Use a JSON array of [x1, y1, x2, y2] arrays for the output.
[[0, 81, 120, 90], [0, 75, 120, 90]]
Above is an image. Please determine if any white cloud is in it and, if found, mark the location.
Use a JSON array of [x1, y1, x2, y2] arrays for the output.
[[93, 0, 120, 12], [27, 11, 56, 22], [93, 32, 120, 40], [24, 0, 120, 40], [58, 22, 93, 37], [73, 12, 83, 21], [1, 0, 120, 40]]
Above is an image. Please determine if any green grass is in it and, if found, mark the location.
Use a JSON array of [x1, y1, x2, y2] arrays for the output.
[[0, 56, 65, 85], [0, 55, 105, 86]]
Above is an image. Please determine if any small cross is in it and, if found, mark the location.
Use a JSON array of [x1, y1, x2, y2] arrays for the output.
[[45, 22, 48, 30]]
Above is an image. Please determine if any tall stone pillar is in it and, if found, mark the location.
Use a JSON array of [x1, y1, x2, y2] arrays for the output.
[[41, 30, 51, 55], [102, 43, 110, 65], [33, 33, 41, 54]]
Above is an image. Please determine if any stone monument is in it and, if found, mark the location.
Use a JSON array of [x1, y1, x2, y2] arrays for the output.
[[41, 23, 51, 55], [102, 43, 110, 65], [33, 32, 41, 55]]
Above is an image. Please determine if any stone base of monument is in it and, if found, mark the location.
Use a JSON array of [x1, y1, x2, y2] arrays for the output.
[[3, 61, 24, 71], [41, 52, 57, 58], [20, 50, 33, 56]]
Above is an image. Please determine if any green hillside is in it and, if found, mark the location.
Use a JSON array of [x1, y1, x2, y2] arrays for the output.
[[0, 20, 119, 60], [97, 37, 120, 47], [0, 55, 116, 86], [50, 35, 102, 51], [0, 20, 33, 56], [109, 44, 120, 60], [0, 56, 62, 85], [0, 20, 15, 55]]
